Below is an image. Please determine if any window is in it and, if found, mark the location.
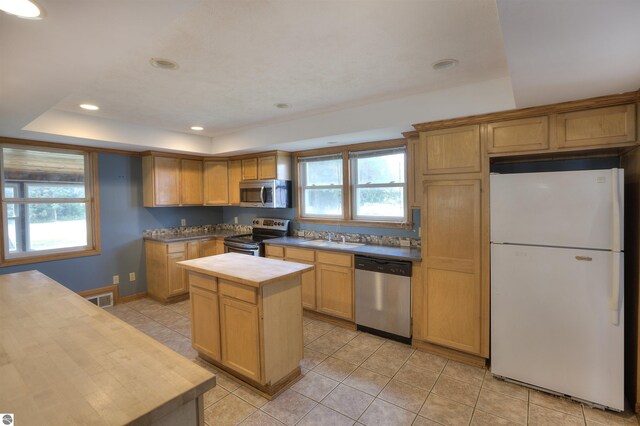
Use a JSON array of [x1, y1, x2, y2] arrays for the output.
[[0, 145, 100, 264], [297, 143, 408, 225], [351, 148, 406, 221], [299, 154, 344, 218]]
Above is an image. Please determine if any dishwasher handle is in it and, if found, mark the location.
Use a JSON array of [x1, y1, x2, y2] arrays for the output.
[[354, 255, 412, 277]]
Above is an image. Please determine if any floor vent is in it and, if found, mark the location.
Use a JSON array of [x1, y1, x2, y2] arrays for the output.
[[85, 292, 114, 308]]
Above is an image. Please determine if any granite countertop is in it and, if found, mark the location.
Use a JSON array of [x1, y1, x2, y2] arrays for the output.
[[178, 252, 314, 287], [144, 229, 242, 243], [0, 271, 216, 425], [265, 236, 422, 262]]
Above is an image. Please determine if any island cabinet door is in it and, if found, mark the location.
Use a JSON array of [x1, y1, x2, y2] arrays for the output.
[[167, 252, 187, 296], [220, 296, 261, 383], [316, 264, 353, 320], [190, 285, 221, 361]]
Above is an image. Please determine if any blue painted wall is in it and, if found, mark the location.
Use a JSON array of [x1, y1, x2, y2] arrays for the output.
[[0, 154, 223, 296]]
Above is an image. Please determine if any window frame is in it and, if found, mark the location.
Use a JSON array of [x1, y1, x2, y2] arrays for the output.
[[0, 144, 101, 266], [298, 153, 345, 219], [295, 139, 410, 228]]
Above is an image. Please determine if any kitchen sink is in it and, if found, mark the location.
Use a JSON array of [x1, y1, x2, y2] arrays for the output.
[[304, 239, 365, 248]]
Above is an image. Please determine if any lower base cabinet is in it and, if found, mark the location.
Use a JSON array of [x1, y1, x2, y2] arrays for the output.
[[190, 278, 221, 361], [220, 296, 261, 382], [316, 263, 353, 320]]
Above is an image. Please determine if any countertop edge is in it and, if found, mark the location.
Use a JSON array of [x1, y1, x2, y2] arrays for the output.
[[178, 261, 315, 288]]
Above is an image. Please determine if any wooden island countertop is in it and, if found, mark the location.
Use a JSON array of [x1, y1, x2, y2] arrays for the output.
[[177, 252, 314, 287], [0, 271, 215, 426]]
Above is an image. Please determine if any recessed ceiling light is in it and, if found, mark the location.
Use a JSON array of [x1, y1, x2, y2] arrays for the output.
[[150, 57, 179, 70], [190, 126, 204, 131], [79, 104, 99, 111], [432, 58, 459, 71], [275, 103, 291, 109], [0, 0, 43, 19]]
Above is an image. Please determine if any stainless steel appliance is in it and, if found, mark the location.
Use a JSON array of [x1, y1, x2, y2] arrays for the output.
[[354, 255, 412, 343], [239, 180, 292, 208], [223, 218, 289, 256]]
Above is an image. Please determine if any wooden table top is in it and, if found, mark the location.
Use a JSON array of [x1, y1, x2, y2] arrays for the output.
[[0, 271, 215, 425], [178, 253, 314, 288]]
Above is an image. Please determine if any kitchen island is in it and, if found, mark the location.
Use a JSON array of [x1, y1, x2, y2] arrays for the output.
[[0, 271, 215, 426], [178, 253, 313, 397]]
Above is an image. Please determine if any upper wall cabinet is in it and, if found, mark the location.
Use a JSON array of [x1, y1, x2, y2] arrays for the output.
[[204, 160, 229, 205], [487, 116, 549, 154], [228, 160, 242, 205], [240, 152, 292, 181], [143, 154, 203, 207], [556, 104, 636, 149], [421, 125, 481, 175]]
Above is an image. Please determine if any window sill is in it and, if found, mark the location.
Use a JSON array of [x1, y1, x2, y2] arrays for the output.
[[1, 247, 101, 267], [296, 217, 412, 229]]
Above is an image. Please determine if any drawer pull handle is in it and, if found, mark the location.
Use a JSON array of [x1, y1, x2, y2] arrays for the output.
[[575, 256, 592, 261]]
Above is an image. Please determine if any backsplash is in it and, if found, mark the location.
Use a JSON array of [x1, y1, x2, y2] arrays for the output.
[[293, 229, 420, 247], [142, 223, 252, 237]]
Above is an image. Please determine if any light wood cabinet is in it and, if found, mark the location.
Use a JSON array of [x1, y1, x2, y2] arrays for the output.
[[556, 104, 636, 149], [285, 247, 316, 310], [167, 252, 187, 296], [204, 160, 229, 205], [242, 158, 258, 181], [421, 125, 481, 175], [190, 275, 221, 361], [258, 156, 277, 179], [407, 135, 423, 208], [487, 116, 549, 154], [142, 154, 203, 207], [220, 294, 261, 382], [316, 252, 354, 320], [180, 159, 204, 205], [417, 179, 482, 355], [228, 160, 242, 205]]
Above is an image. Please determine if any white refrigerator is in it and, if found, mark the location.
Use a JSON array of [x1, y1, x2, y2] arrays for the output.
[[490, 168, 624, 411]]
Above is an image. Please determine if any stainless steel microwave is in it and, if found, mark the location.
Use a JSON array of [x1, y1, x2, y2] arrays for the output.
[[239, 180, 292, 208]]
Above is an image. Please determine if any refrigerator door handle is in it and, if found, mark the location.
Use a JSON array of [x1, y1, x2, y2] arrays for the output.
[[611, 168, 622, 252], [610, 251, 622, 325]]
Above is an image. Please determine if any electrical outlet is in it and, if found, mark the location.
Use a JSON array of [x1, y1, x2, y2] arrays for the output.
[[400, 239, 410, 247], [129, 272, 136, 282], [113, 275, 120, 285], [180, 218, 187, 226], [233, 216, 238, 224]]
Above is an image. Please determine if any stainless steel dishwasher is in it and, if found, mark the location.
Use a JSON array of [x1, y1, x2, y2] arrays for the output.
[[354, 255, 412, 344]]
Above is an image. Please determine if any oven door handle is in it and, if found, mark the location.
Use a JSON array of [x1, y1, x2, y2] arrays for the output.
[[260, 186, 265, 206], [224, 241, 259, 250]]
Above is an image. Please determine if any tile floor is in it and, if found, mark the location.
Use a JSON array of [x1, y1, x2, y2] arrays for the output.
[[106, 298, 639, 426]]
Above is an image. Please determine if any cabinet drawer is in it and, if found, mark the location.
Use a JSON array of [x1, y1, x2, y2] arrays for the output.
[[265, 245, 284, 258], [220, 280, 258, 304], [167, 242, 185, 253], [317, 250, 352, 268], [189, 272, 217, 292], [285, 247, 315, 262]]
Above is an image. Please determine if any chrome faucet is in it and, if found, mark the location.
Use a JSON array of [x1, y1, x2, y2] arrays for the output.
[[327, 232, 334, 242], [341, 235, 346, 244]]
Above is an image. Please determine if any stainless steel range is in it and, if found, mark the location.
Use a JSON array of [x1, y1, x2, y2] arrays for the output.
[[223, 218, 289, 256]]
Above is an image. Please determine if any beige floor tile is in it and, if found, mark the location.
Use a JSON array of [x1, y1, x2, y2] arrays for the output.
[[291, 371, 339, 402], [314, 357, 358, 381], [412, 416, 445, 426], [321, 384, 375, 420], [215, 373, 241, 392], [432, 375, 480, 407], [333, 343, 377, 365], [306, 333, 349, 356], [300, 348, 328, 370], [360, 352, 406, 378], [393, 364, 440, 391], [297, 404, 355, 426], [349, 333, 386, 351], [441, 361, 485, 387], [261, 389, 317, 426], [419, 393, 474, 426], [378, 379, 429, 413], [168, 315, 192, 338], [583, 405, 639, 425], [475, 388, 527, 425], [304, 328, 326, 346], [529, 390, 583, 418], [205, 394, 256, 426], [203, 385, 230, 408], [375, 340, 415, 361], [233, 385, 269, 408], [327, 326, 359, 342], [359, 398, 416, 426], [304, 320, 335, 336], [482, 372, 528, 402], [238, 410, 284, 426], [529, 403, 585, 426], [405, 350, 448, 374], [343, 367, 390, 396], [303, 317, 312, 326], [471, 409, 521, 426]]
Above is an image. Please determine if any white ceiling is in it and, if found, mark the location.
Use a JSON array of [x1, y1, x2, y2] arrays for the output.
[[1, 0, 639, 155]]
